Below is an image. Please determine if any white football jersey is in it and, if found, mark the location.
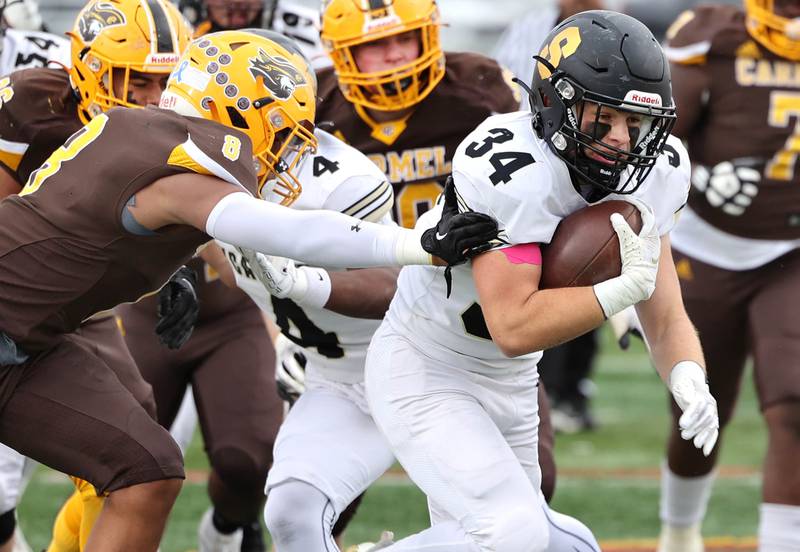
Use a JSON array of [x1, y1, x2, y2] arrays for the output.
[[0, 29, 69, 76], [386, 111, 691, 373], [218, 129, 394, 383]]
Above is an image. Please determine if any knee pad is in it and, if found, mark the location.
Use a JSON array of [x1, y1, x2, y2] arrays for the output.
[[210, 446, 269, 491], [543, 504, 600, 552], [473, 503, 549, 552], [264, 480, 337, 552], [0, 508, 15, 545]]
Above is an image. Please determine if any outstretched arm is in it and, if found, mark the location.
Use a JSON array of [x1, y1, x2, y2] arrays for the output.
[[133, 172, 497, 270], [131, 173, 431, 268]]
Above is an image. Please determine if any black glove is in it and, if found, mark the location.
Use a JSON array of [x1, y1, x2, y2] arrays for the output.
[[421, 176, 500, 266], [155, 265, 199, 350]]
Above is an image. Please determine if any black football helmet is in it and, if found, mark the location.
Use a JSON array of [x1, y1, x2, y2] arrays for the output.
[[178, 0, 276, 31], [527, 10, 677, 199]]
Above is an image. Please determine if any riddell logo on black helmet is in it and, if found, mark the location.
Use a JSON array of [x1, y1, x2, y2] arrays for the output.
[[625, 90, 663, 107], [249, 49, 307, 101], [77, 2, 126, 43]]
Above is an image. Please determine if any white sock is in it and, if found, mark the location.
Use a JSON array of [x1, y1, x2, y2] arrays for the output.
[[543, 504, 601, 552], [382, 521, 481, 552], [659, 461, 716, 526], [758, 503, 800, 552], [169, 387, 198, 457]]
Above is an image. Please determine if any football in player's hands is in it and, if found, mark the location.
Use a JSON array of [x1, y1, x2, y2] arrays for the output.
[[539, 200, 643, 289], [691, 158, 762, 216]]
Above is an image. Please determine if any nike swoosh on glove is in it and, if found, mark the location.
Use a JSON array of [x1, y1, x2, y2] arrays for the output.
[[155, 265, 199, 350], [669, 361, 719, 456], [421, 176, 499, 266]]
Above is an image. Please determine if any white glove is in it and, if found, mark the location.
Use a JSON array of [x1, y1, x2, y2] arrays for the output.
[[593, 199, 661, 318], [692, 159, 761, 217], [273, 333, 306, 405], [240, 248, 332, 309], [669, 361, 719, 456]]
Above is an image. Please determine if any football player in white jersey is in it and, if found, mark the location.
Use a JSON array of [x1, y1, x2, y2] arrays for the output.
[[355, 11, 719, 552], [206, 126, 599, 552], [205, 129, 398, 551], [0, 0, 69, 75]]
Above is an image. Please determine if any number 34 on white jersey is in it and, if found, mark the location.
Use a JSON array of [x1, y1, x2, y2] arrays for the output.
[[386, 110, 690, 372]]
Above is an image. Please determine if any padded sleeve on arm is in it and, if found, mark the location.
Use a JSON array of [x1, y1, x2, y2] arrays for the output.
[[205, 192, 431, 268]]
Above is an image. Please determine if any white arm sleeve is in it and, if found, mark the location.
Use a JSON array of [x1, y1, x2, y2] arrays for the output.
[[205, 193, 431, 268]]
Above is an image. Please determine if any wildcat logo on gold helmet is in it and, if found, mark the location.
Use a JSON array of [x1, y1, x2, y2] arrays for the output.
[[69, 0, 193, 124], [249, 49, 307, 101], [161, 29, 318, 205], [77, 2, 126, 43]]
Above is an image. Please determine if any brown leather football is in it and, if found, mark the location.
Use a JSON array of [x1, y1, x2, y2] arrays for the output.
[[539, 200, 643, 289]]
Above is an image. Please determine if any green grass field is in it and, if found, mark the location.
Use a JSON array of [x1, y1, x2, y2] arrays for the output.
[[16, 330, 765, 551]]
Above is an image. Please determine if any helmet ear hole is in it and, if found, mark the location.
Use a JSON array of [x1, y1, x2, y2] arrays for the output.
[[226, 106, 249, 129]]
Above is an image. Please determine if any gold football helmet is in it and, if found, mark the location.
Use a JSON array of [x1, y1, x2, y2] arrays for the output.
[[745, 0, 800, 60], [69, 0, 193, 124], [320, 0, 445, 111], [160, 29, 317, 204]]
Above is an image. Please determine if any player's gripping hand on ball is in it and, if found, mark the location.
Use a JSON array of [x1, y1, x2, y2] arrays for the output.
[[593, 199, 660, 318]]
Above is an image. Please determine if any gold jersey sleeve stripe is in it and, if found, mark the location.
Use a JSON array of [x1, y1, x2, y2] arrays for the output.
[[167, 143, 215, 176]]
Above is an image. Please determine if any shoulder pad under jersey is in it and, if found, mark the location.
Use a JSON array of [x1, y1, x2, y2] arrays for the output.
[[151, 108, 258, 196], [628, 134, 691, 235], [451, 110, 574, 246], [293, 129, 393, 222], [440, 52, 520, 114], [664, 5, 746, 65]]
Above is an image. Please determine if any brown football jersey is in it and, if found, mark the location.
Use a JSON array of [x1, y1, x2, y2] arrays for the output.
[[667, 5, 800, 239], [0, 106, 257, 350], [0, 67, 82, 185], [315, 52, 520, 229]]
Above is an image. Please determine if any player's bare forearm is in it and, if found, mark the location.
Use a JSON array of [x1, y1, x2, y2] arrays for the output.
[[198, 242, 237, 288], [326, 267, 400, 319], [636, 236, 705, 383], [473, 250, 605, 357]]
